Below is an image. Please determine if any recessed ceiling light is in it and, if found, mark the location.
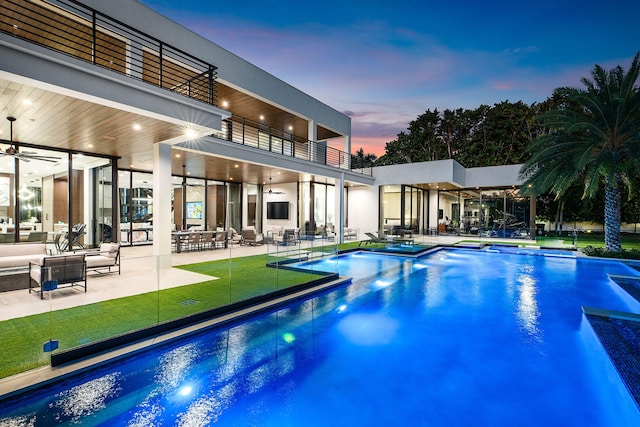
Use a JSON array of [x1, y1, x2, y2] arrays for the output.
[[185, 128, 197, 139], [175, 154, 181, 158], [133, 123, 141, 131], [234, 164, 239, 168], [23, 99, 32, 106], [186, 171, 191, 175], [288, 125, 293, 131], [222, 100, 229, 108], [87, 144, 94, 148], [229, 177, 233, 180], [259, 115, 264, 120]]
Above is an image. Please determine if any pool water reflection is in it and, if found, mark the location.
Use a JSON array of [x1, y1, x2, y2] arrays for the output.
[[1, 249, 639, 426]]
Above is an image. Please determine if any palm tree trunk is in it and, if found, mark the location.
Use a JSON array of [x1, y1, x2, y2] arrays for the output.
[[604, 179, 622, 252]]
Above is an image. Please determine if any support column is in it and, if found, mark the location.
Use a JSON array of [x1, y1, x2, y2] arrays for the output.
[[343, 135, 351, 167], [336, 173, 345, 244], [529, 194, 537, 240], [153, 142, 172, 270], [308, 120, 317, 142]]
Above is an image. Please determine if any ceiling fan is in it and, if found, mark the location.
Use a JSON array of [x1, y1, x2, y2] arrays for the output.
[[264, 176, 285, 195], [2, 116, 61, 163]]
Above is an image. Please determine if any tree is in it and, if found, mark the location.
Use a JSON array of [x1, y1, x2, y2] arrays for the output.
[[520, 53, 640, 251], [351, 147, 377, 168]]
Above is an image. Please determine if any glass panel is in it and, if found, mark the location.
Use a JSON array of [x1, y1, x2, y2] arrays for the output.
[[505, 188, 531, 238], [226, 182, 241, 231], [131, 172, 153, 244], [71, 154, 111, 248], [461, 190, 480, 236], [17, 148, 69, 248], [438, 191, 459, 235], [171, 175, 183, 231], [206, 180, 225, 231], [246, 183, 262, 232], [313, 183, 326, 232], [381, 185, 401, 235], [481, 189, 505, 237], [0, 143, 15, 244], [326, 185, 335, 232], [118, 170, 131, 244], [185, 177, 205, 230], [95, 164, 113, 243], [299, 182, 311, 237]]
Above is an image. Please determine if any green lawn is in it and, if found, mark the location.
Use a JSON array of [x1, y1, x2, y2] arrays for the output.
[[0, 254, 322, 379]]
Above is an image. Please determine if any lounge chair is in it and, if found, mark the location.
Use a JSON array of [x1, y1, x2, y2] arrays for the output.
[[241, 227, 264, 245], [359, 232, 385, 246], [84, 243, 121, 275]]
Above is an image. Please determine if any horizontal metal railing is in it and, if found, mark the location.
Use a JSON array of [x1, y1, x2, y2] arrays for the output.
[[1, 1, 370, 176], [0, 0, 217, 105], [218, 116, 373, 176]]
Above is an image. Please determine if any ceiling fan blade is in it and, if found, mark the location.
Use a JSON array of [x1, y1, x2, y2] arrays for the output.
[[17, 154, 61, 162]]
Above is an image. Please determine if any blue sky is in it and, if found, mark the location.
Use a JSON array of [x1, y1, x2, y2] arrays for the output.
[[141, 0, 640, 156]]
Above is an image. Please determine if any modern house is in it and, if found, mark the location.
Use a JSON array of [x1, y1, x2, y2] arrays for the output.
[[0, 0, 529, 267]]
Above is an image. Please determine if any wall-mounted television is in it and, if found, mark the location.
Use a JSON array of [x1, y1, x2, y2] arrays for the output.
[[267, 201, 289, 220], [186, 201, 203, 219]]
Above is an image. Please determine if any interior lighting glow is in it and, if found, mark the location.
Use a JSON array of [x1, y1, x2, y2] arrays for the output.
[[23, 99, 32, 106], [222, 100, 229, 108], [132, 123, 141, 131], [282, 333, 296, 344]]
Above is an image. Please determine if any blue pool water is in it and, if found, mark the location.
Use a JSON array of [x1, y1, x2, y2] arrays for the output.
[[1, 249, 640, 426]]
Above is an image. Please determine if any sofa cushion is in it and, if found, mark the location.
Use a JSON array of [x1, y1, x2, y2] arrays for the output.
[[86, 255, 116, 268], [0, 243, 46, 258], [0, 254, 46, 269], [99, 243, 120, 259]]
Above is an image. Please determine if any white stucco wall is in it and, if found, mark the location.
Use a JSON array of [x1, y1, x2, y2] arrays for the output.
[[373, 160, 463, 186], [347, 186, 379, 235], [464, 164, 523, 188], [263, 182, 299, 232]]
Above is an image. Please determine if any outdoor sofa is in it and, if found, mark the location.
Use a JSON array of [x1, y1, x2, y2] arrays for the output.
[[29, 253, 87, 299]]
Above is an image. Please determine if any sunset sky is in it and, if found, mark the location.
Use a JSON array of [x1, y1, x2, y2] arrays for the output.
[[141, 0, 640, 156]]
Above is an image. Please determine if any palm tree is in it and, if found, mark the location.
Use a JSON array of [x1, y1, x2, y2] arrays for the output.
[[520, 53, 640, 252]]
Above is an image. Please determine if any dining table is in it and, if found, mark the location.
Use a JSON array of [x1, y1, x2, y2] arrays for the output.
[[171, 231, 191, 253]]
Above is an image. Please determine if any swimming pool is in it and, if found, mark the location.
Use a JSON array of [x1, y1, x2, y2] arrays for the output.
[[1, 249, 639, 425]]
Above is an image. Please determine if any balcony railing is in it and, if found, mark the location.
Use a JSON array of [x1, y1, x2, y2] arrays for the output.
[[0, 0, 217, 105], [217, 116, 373, 176], [1, 1, 370, 176]]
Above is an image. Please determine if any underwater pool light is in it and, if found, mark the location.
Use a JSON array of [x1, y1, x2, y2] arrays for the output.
[[282, 332, 296, 344]]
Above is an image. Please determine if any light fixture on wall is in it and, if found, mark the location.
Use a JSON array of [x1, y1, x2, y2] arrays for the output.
[[3, 117, 60, 162]]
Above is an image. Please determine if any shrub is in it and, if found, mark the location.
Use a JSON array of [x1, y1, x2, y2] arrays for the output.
[[581, 245, 640, 260]]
